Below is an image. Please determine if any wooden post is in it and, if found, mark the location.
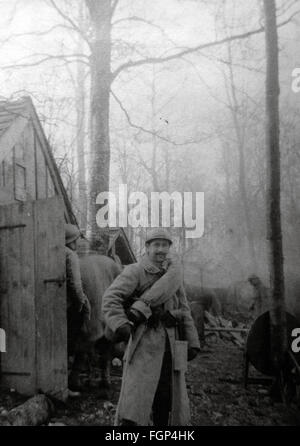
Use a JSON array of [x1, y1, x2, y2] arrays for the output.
[[263, 0, 287, 370]]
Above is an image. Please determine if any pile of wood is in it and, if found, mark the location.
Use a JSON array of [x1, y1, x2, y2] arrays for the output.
[[0, 394, 54, 426], [204, 311, 248, 348]]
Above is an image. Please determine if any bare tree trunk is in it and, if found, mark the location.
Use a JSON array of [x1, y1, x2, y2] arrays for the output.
[[264, 0, 287, 370], [76, 1, 87, 231], [219, 139, 236, 235], [85, 0, 112, 250], [226, 44, 258, 273], [150, 71, 160, 192]]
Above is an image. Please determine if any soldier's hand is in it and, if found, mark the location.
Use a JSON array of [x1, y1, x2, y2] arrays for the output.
[[127, 308, 146, 327], [77, 301, 84, 313], [114, 323, 132, 343], [80, 295, 91, 320], [83, 300, 91, 320], [187, 347, 199, 361]]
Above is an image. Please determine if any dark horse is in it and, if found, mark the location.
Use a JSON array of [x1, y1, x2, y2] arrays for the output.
[[78, 254, 122, 390], [184, 283, 222, 346]]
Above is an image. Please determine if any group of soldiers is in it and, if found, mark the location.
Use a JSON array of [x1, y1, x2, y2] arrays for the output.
[[65, 225, 200, 426]]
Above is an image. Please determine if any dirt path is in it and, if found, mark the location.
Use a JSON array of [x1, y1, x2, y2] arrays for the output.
[[189, 341, 300, 426], [46, 338, 300, 426], [1, 339, 300, 426]]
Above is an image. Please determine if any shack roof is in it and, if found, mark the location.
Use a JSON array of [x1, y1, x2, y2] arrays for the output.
[[0, 96, 77, 224], [0, 96, 136, 264]]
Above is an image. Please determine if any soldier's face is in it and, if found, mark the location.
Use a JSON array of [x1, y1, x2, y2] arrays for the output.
[[146, 239, 171, 264]]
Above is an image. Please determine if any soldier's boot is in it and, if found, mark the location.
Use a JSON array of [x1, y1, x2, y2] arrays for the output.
[[152, 407, 170, 426]]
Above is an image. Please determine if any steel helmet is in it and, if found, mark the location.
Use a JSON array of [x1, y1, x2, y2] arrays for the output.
[[65, 224, 81, 245], [145, 228, 173, 245]]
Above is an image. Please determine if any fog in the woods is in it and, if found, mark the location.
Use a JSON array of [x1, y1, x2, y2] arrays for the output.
[[0, 0, 299, 308]]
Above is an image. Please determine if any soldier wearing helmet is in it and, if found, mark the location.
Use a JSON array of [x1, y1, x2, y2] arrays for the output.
[[102, 227, 200, 426], [248, 274, 269, 318], [65, 224, 91, 392]]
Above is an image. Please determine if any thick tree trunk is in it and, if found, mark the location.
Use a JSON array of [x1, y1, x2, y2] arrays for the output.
[[85, 0, 112, 251], [76, 2, 88, 231], [150, 72, 159, 192], [264, 0, 287, 370]]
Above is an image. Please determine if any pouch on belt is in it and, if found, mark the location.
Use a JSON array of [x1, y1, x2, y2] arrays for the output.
[[174, 340, 188, 372]]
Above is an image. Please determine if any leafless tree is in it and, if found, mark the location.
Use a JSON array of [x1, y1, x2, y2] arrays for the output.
[[264, 0, 287, 375]]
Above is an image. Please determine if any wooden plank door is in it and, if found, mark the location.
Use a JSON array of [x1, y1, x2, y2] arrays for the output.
[[0, 201, 36, 395], [0, 197, 67, 399], [34, 197, 67, 400]]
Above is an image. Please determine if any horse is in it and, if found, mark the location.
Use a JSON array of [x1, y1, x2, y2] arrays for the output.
[[78, 254, 122, 390], [184, 283, 222, 346]]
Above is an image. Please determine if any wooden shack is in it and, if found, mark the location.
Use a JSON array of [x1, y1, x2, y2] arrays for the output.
[[0, 97, 136, 401], [0, 97, 78, 400], [0, 97, 76, 220]]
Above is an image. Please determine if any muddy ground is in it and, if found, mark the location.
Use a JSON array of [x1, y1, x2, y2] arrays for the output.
[[1, 335, 300, 426], [188, 341, 300, 426]]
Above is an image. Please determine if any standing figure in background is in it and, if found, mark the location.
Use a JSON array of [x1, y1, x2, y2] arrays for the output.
[[65, 224, 91, 392], [248, 274, 269, 318]]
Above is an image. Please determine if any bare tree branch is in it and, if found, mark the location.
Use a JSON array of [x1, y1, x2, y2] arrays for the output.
[[111, 90, 177, 145], [111, 90, 212, 147], [5, 0, 22, 25], [112, 12, 300, 80], [112, 15, 173, 43], [0, 24, 84, 49], [12, 51, 89, 62], [277, 0, 299, 18], [135, 151, 155, 177], [112, 16, 187, 61], [47, 0, 91, 48], [111, 90, 210, 146], [111, 0, 119, 16], [1, 53, 90, 70]]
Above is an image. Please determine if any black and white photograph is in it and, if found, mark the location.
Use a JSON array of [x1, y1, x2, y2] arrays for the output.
[[0, 0, 300, 430]]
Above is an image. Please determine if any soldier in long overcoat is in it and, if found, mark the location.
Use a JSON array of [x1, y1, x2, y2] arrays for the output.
[[65, 224, 91, 391], [102, 228, 200, 426]]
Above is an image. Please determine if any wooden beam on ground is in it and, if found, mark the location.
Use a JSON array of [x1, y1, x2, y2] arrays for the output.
[[205, 327, 248, 333]]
